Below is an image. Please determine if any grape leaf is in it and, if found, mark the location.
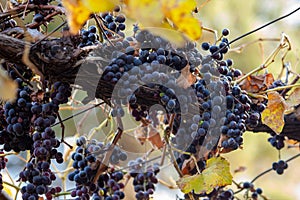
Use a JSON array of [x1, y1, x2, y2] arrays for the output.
[[83, 0, 120, 12], [286, 87, 300, 109], [261, 91, 287, 134], [176, 64, 196, 88], [161, 0, 202, 41], [177, 157, 232, 194], [125, 0, 202, 46], [239, 73, 274, 93], [62, 0, 119, 34], [148, 124, 164, 149], [0, 67, 17, 102]]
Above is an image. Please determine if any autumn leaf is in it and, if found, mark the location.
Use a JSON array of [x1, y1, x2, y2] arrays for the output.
[[125, 0, 202, 46], [177, 157, 232, 194], [83, 0, 120, 12], [62, 0, 120, 34], [148, 125, 164, 149], [176, 64, 196, 88], [239, 73, 274, 93], [286, 87, 300, 109], [161, 0, 202, 41], [0, 67, 17, 102], [181, 157, 196, 175], [261, 91, 287, 134]]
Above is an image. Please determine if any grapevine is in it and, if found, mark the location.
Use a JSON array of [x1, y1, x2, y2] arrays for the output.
[[0, 1, 299, 200]]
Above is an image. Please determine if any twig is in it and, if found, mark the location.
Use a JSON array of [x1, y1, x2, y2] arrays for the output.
[[234, 33, 291, 85], [211, 6, 300, 57], [56, 112, 73, 149], [258, 83, 300, 94], [51, 102, 105, 127], [93, 127, 123, 184], [251, 152, 300, 183], [31, 21, 67, 48]]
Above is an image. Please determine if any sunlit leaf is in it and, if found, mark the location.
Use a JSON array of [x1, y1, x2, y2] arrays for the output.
[[125, 0, 202, 45], [177, 157, 232, 194], [161, 0, 202, 41], [261, 91, 287, 134], [83, 0, 120, 12], [0, 67, 17, 102], [62, 0, 120, 34], [62, 0, 91, 34]]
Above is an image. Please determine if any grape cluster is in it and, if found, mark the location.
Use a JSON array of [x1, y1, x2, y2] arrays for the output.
[[201, 29, 230, 60], [199, 31, 263, 154], [79, 26, 100, 47], [128, 158, 160, 200], [272, 160, 288, 175], [100, 6, 126, 39], [95, 170, 125, 200], [19, 161, 61, 200], [69, 137, 98, 200], [216, 189, 234, 200], [68, 136, 127, 200], [0, 78, 34, 152], [268, 134, 285, 150], [242, 182, 263, 200]]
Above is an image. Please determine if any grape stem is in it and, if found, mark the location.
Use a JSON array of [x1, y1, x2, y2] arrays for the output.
[[250, 152, 300, 183], [53, 191, 71, 198], [93, 127, 124, 184], [229, 38, 280, 54], [211, 6, 300, 57], [233, 33, 291, 85], [234, 152, 300, 195], [162, 114, 196, 200], [3, 181, 20, 191], [258, 83, 300, 94], [51, 102, 105, 127], [32, 21, 67, 48]]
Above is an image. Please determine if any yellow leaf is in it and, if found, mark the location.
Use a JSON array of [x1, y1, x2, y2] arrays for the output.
[[162, 0, 202, 40], [261, 91, 287, 134], [62, 0, 120, 34], [62, 0, 91, 34], [0, 67, 17, 102], [177, 157, 232, 194], [83, 0, 120, 12], [125, 0, 202, 45]]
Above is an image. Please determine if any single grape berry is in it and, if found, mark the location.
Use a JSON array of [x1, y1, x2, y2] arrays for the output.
[[201, 42, 210, 51], [33, 13, 44, 23], [222, 28, 230, 36]]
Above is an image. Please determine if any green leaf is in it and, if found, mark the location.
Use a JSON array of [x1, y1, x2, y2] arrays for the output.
[[176, 157, 232, 194]]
